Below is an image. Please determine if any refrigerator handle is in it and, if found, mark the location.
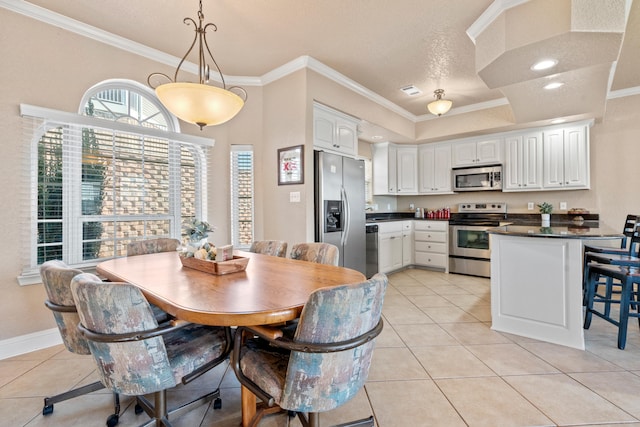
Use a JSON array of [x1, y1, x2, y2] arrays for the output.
[[341, 186, 349, 246]]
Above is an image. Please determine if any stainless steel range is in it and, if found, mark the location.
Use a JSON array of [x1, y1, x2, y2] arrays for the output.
[[449, 202, 508, 278]]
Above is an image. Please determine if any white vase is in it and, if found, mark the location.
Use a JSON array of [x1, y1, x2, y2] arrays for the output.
[[541, 213, 550, 226]]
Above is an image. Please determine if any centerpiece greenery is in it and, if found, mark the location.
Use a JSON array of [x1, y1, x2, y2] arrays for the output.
[[537, 202, 553, 214]]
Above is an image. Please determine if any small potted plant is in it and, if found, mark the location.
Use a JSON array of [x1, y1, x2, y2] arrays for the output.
[[538, 202, 553, 224]]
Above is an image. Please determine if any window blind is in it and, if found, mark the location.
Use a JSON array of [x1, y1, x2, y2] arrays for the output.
[[20, 104, 212, 285], [230, 145, 254, 248]]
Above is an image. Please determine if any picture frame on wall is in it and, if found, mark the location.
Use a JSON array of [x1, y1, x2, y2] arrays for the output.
[[277, 145, 304, 185]]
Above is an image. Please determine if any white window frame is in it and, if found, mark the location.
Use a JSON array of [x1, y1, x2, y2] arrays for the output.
[[19, 101, 214, 285]]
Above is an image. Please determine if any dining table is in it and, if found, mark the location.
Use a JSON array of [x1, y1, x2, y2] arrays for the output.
[[96, 249, 367, 426]]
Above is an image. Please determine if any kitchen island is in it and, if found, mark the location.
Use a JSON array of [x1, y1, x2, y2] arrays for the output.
[[488, 224, 622, 350]]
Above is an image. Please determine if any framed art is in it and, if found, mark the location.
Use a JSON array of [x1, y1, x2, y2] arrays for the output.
[[277, 145, 304, 185]]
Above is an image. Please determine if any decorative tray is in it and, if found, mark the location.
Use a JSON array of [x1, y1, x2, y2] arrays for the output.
[[179, 254, 249, 275]]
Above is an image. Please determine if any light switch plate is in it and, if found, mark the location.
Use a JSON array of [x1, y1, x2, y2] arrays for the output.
[[527, 202, 534, 210], [289, 191, 300, 203]]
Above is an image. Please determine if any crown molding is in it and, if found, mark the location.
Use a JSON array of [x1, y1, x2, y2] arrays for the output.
[[416, 97, 511, 121], [466, 0, 531, 44], [608, 85, 640, 99]]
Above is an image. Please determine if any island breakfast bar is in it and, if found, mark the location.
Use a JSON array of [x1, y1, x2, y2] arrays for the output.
[[488, 224, 622, 350]]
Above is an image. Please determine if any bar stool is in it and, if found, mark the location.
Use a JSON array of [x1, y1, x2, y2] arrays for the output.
[[584, 214, 638, 255], [583, 221, 640, 307], [584, 263, 640, 349]]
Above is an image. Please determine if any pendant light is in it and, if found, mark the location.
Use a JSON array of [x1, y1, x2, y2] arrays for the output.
[[148, 0, 247, 130], [427, 89, 452, 116]]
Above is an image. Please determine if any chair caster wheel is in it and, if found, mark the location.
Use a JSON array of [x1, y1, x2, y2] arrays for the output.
[[106, 414, 119, 427], [213, 397, 222, 410], [135, 403, 144, 415], [42, 404, 53, 416]]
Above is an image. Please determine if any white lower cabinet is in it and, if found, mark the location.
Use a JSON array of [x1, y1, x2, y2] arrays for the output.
[[378, 222, 403, 273], [414, 221, 449, 271]]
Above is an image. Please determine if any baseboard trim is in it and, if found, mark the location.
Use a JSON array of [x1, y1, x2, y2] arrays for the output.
[[0, 328, 62, 360]]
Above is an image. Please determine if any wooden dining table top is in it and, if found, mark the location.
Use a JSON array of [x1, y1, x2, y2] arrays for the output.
[[96, 250, 366, 327]]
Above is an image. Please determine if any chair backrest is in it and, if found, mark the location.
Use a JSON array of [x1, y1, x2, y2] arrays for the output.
[[40, 260, 90, 355], [280, 273, 388, 412], [249, 240, 288, 257], [70, 273, 176, 395], [289, 242, 339, 266], [126, 238, 180, 256], [620, 215, 639, 249]]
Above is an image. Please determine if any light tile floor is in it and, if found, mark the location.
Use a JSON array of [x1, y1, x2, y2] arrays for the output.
[[2, 269, 640, 426]]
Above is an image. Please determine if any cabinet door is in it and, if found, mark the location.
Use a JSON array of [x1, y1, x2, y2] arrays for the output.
[[335, 119, 357, 154], [452, 141, 478, 167], [379, 233, 402, 273], [418, 145, 435, 193], [563, 126, 589, 188], [372, 143, 397, 195], [543, 129, 566, 189], [402, 222, 413, 266], [476, 138, 502, 164], [313, 109, 335, 149], [396, 146, 418, 194], [504, 132, 542, 191], [432, 144, 452, 192]]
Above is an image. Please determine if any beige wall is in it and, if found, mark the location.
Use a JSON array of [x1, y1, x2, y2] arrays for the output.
[[1, 7, 640, 346]]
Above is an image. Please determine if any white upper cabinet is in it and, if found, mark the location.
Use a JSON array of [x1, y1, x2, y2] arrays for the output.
[[372, 143, 417, 195], [418, 143, 453, 194], [313, 103, 359, 157], [452, 137, 502, 167], [396, 145, 418, 194], [503, 131, 543, 191], [542, 124, 590, 190]]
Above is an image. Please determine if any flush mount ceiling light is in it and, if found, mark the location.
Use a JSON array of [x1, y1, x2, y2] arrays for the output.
[[427, 89, 453, 116], [531, 59, 558, 71], [544, 82, 564, 90], [148, 0, 247, 130]]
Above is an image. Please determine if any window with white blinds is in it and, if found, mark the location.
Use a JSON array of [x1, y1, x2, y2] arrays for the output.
[[19, 81, 213, 284], [230, 145, 254, 248]]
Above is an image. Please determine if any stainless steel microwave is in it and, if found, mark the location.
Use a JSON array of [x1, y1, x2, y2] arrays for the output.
[[452, 165, 502, 192]]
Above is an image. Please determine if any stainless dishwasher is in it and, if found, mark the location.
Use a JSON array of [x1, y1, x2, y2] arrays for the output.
[[365, 224, 378, 278]]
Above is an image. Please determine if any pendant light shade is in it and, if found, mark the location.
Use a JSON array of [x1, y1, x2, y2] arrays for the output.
[[148, 0, 246, 130], [427, 89, 452, 116], [155, 83, 244, 128]]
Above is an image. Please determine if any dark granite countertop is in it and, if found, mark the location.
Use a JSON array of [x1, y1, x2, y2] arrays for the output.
[[487, 224, 622, 239]]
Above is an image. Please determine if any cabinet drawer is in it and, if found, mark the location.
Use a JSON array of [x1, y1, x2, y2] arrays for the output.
[[415, 252, 447, 268], [414, 221, 448, 232], [415, 242, 447, 254], [414, 230, 447, 243]]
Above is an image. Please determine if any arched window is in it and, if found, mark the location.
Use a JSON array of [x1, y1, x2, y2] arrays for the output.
[[20, 80, 212, 283]]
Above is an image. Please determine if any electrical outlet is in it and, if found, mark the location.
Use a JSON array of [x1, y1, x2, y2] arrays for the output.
[[560, 202, 567, 210], [527, 202, 534, 210]]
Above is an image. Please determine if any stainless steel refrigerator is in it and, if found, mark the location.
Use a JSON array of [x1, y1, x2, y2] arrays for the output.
[[314, 150, 366, 275]]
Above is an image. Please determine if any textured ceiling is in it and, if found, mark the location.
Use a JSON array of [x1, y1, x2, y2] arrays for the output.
[[18, 0, 640, 136]]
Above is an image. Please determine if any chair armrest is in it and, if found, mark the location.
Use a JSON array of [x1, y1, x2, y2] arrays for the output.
[[77, 318, 191, 343], [240, 319, 384, 354], [44, 300, 77, 313]]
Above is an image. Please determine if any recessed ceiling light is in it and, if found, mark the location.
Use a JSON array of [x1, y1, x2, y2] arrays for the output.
[[400, 85, 422, 96], [550, 118, 566, 124], [531, 59, 558, 71], [371, 135, 384, 140], [544, 82, 564, 90]]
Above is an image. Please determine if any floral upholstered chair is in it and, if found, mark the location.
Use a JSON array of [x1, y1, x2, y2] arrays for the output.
[[231, 273, 388, 427], [248, 240, 288, 257], [70, 273, 231, 427], [40, 260, 120, 426], [289, 242, 339, 266], [126, 237, 180, 256]]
